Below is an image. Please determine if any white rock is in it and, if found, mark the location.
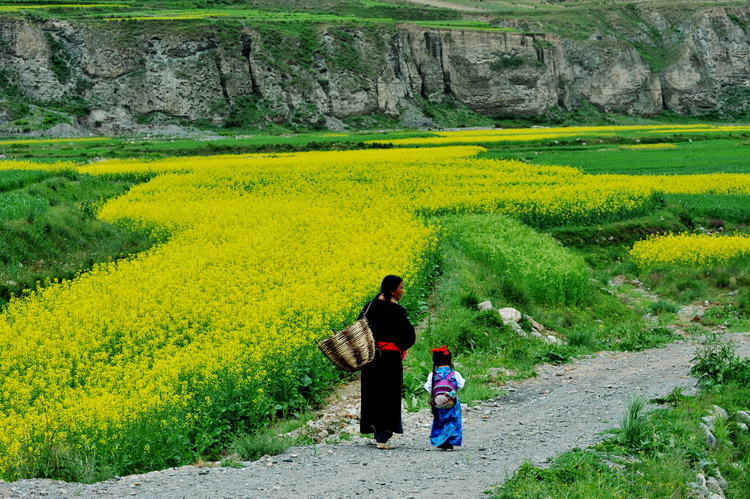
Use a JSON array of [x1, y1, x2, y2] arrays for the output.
[[700, 423, 717, 448], [506, 321, 527, 336], [498, 307, 522, 323], [708, 405, 728, 420], [702, 415, 716, 429], [735, 410, 750, 425], [705, 476, 724, 496], [477, 301, 493, 311], [714, 469, 728, 491], [524, 314, 546, 332]]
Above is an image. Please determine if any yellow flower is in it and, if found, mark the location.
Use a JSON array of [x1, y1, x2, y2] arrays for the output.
[[2, 140, 750, 476]]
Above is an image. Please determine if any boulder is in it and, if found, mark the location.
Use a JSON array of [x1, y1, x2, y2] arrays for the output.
[[708, 405, 728, 420], [506, 321, 528, 337], [498, 307, 522, 323], [700, 423, 717, 448], [705, 476, 725, 497], [477, 301, 493, 312], [524, 314, 546, 333], [735, 410, 750, 425]]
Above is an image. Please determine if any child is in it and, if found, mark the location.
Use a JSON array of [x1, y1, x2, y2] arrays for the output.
[[424, 345, 465, 451]]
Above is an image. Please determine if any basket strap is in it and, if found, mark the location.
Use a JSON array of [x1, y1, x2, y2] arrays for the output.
[[363, 299, 374, 318]]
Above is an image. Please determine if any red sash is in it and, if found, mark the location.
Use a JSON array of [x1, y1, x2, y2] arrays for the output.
[[376, 341, 407, 360]]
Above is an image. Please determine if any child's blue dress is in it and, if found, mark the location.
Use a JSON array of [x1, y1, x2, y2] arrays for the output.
[[429, 366, 463, 447]]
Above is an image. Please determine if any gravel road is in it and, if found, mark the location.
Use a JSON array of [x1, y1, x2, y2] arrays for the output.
[[3, 332, 749, 499]]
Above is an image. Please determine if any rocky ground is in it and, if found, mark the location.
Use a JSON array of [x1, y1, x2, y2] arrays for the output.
[[3, 331, 750, 499]]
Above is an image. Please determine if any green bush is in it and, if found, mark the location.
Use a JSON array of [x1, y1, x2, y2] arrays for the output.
[[690, 334, 750, 387], [567, 328, 596, 348]]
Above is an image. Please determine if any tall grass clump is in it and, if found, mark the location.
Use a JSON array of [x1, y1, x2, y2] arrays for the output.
[[227, 429, 296, 463], [440, 213, 591, 307], [620, 396, 650, 448], [648, 299, 679, 315]]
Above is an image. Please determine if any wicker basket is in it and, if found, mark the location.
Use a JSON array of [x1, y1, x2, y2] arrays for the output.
[[317, 317, 376, 372]]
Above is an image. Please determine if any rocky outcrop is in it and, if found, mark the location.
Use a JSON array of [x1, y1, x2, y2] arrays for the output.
[[0, 5, 747, 133], [662, 8, 750, 114]]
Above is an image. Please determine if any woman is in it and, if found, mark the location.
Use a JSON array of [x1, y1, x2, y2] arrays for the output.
[[359, 275, 416, 449]]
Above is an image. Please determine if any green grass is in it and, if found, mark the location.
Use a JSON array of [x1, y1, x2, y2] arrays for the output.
[[440, 213, 592, 307], [638, 261, 750, 331], [543, 207, 691, 266], [0, 169, 56, 192], [0, 191, 48, 223], [7, 129, 748, 164], [226, 428, 296, 463], [0, 131, 436, 161], [666, 194, 750, 224], [543, 198, 750, 330], [483, 138, 750, 175], [0, 170, 156, 308]]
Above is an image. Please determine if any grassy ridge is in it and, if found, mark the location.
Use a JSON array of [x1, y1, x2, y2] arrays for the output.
[[401, 210, 676, 410], [440, 213, 591, 307], [0, 169, 155, 307], [667, 194, 750, 224]]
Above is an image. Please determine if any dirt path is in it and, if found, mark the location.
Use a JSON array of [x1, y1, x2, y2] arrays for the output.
[[3, 332, 750, 498]]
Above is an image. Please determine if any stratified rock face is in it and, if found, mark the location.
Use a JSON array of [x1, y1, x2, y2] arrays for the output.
[[0, 20, 63, 101], [559, 39, 663, 116], [403, 30, 561, 116], [662, 8, 750, 114], [0, 4, 747, 132]]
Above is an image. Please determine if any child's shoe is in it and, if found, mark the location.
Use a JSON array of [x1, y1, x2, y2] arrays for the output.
[[376, 442, 397, 450], [437, 442, 454, 451]]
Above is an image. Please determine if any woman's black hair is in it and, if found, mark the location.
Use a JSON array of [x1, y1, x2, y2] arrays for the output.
[[378, 274, 402, 302]]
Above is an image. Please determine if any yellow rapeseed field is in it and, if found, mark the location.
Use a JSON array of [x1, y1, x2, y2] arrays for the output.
[[2, 144, 750, 478], [630, 233, 750, 267], [365, 124, 735, 146]]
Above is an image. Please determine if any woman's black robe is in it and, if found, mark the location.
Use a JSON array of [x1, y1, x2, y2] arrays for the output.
[[359, 298, 416, 435]]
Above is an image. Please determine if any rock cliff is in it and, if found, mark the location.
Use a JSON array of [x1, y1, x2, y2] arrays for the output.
[[0, 5, 747, 134]]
